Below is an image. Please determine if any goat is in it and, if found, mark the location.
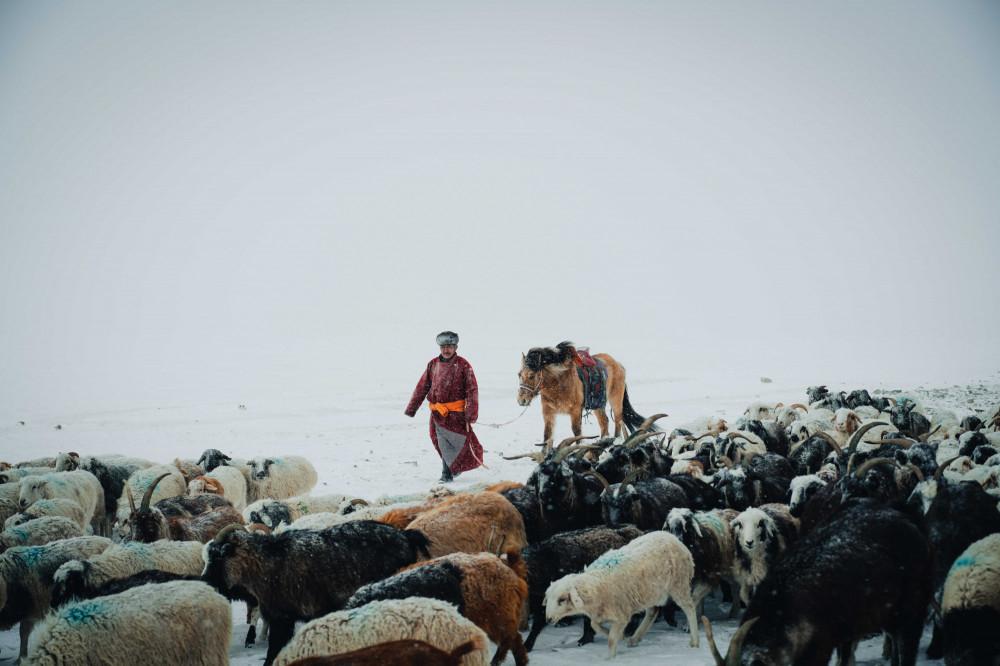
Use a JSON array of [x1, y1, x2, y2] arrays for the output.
[[730, 504, 798, 605]]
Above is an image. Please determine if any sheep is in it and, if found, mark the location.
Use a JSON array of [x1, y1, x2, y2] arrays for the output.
[[0, 516, 83, 552], [5, 498, 87, 531], [0, 482, 25, 525], [941, 533, 1000, 665], [351, 552, 529, 666], [275, 512, 340, 533], [730, 503, 799, 605], [702, 499, 932, 666], [24, 580, 231, 666], [172, 457, 205, 484], [664, 507, 738, 615], [126, 473, 244, 543], [201, 520, 432, 665], [280, 638, 485, 666], [51, 539, 206, 606], [243, 493, 354, 529], [591, 472, 688, 530], [245, 455, 318, 502], [187, 463, 249, 511], [13, 457, 58, 469], [18, 470, 106, 536], [54, 452, 154, 472], [196, 448, 233, 472], [544, 530, 699, 658], [521, 524, 643, 651], [0, 536, 112, 660], [406, 491, 527, 561], [114, 464, 187, 537], [0, 467, 56, 483], [271, 598, 489, 666], [52, 455, 153, 532], [0, 498, 18, 528]]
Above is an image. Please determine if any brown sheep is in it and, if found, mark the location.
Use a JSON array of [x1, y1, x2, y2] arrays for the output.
[[406, 492, 527, 562], [284, 638, 484, 666], [401, 552, 529, 666], [484, 481, 524, 493]]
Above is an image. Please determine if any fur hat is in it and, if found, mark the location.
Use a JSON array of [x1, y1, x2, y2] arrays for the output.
[[436, 331, 459, 346]]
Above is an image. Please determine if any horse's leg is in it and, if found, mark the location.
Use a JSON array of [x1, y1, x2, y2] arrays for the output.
[[571, 409, 582, 437], [542, 402, 556, 446], [595, 408, 609, 438]]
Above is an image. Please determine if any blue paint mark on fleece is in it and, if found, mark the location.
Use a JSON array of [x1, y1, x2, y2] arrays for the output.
[[950, 556, 976, 572], [590, 551, 625, 570], [16, 546, 45, 566], [63, 600, 106, 626]]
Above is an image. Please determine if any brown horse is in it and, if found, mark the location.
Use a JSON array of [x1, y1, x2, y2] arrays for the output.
[[517, 341, 650, 446]]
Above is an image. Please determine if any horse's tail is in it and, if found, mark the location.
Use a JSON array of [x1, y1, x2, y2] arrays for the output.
[[621, 386, 656, 434]]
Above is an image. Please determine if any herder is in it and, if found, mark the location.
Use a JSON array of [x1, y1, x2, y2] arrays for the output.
[[404, 331, 485, 482]]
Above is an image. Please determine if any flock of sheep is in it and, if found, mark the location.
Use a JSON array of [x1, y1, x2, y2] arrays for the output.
[[1, 386, 999, 665]]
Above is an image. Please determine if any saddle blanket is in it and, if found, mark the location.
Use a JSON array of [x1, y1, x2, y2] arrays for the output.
[[577, 359, 608, 410]]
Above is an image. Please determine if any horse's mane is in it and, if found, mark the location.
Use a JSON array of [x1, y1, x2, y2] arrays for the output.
[[524, 341, 576, 371]]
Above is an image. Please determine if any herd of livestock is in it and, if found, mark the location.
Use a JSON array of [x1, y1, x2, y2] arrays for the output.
[[1, 385, 999, 665]]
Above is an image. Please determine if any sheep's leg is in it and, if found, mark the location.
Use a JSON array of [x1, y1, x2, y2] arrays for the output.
[[524, 605, 547, 651], [606, 621, 626, 659], [509, 632, 529, 666], [674, 585, 700, 648], [589, 617, 610, 638], [578, 618, 596, 646], [835, 640, 858, 666], [627, 607, 658, 647], [264, 618, 294, 666], [490, 642, 509, 666], [19, 619, 33, 660]]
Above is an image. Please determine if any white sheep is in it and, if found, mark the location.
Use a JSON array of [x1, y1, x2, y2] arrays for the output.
[[5, 498, 88, 531], [730, 504, 799, 605], [54, 452, 156, 472], [18, 470, 106, 536], [0, 516, 83, 552], [0, 483, 22, 525], [271, 597, 489, 666], [244, 456, 318, 502], [274, 512, 340, 533], [0, 535, 112, 660], [188, 464, 248, 512], [25, 580, 231, 666], [544, 530, 699, 658], [52, 539, 206, 604], [940, 533, 1000, 664], [0, 467, 56, 484], [115, 464, 187, 537], [242, 493, 353, 528]]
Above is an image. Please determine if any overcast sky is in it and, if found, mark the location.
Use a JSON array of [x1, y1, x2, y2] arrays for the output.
[[2, 1, 999, 414]]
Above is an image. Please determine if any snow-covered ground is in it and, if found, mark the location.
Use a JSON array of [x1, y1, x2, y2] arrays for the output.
[[1, 365, 997, 664]]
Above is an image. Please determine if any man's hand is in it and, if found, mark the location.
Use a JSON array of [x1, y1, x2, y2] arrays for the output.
[[404, 410, 415, 418]]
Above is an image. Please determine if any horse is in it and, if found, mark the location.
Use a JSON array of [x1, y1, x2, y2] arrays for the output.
[[517, 341, 650, 446]]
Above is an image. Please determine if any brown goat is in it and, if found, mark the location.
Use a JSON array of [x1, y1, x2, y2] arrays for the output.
[[484, 481, 524, 494], [406, 492, 527, 562], [284, 638, 484, 666], [377, 497, 448, 530], [404, 552, 529, 666]]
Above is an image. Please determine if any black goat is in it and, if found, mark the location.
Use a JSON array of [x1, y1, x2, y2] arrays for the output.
[[521, 524, 643, 651], [595, 473, 687, 529], [533, 443, 605, 532], [345, 559, 466, 612], [891, 400, 931, 439], [202, 520, 431, 665], [704, 500, 932, 666]]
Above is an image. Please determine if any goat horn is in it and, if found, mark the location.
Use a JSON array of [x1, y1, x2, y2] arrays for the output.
[[553, 443, 601, 463], [501, 452, 543, 462], [885, 397, 897, 406], [789, 403, 809, 412], [686, 432, 715, 443], [810, 430, 843, 455], [581, 470, 610, 490], [140, 473, 171, 512], [718, 455, 735, 469], [853, 457, 896, 479], [212, 523, 247, 544], [638, 413, 669, 431], [727, 432, 759, 446], [904, 463, 925, 482], [872, 438, 916, 448], [702, 617, 726, 666], [625, 431, 663, 449], [126, 485, 136, 514], [846, 421, 889, 457], [556, 435, 598, 450], [348, 498, 369, 507], [919, 425, 942, 442], [935, 456, 960, 481]]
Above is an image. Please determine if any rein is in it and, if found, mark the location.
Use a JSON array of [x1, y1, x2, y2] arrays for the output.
[[480, 377, 541, 429]]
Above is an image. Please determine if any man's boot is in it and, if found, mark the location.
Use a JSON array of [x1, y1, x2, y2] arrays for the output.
[[439, 459, 454, 483]]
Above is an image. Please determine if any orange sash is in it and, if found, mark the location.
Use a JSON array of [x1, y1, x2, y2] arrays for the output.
[[429, 399, 465, 417]]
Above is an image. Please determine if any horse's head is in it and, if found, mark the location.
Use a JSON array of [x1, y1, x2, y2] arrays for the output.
[[518, 355, 543, 406], [518, 342, 575, 406]]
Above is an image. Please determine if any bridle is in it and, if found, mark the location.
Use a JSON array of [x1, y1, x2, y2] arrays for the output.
[[519, 375, 542, 399]]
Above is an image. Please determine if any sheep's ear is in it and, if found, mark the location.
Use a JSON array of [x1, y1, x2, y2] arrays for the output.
[[569, 586, 585, 609], [265, 459, 275, 466], [222, 454, 232, 462], [691, 519, 703, 538]]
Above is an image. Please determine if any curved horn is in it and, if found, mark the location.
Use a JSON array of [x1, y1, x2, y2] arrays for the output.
[[212, 523, 247, 544], [620, 468, 642, 487], [789, 403, 809, 412], [854, 457, 896, 479], [727, 432, 760, 447], [919, 424, 942, 442], [810, 430, 843, 455], [717, 455, 735, 469], [581, 470, 610, 490], [702, 616, 726, 666], [126, 485, 136, 514], [556, 435, 598, 450], [702, 616, 759, 666], [872, 437, 916, 448], [348, 498, 369, 508], [904, 463, 925, 482], [553, 443, 602, 463], [935, 456, 960, 481], [846, 421, 889, 457], [140, 473, 171, 511], [625, 431, 665, 449], [637, 413, 669, 431], [501, 452, 543, 462], [686, 432, 716, 443]]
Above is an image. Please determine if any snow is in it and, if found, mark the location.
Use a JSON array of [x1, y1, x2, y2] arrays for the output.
[[1, 366, 996, 664]]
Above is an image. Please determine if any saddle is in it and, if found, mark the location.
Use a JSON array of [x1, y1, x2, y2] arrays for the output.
[[575, 349, 608, 410], [573, 347, 598, 368]]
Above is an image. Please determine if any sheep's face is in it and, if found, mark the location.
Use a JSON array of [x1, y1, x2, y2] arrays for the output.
[[788, 476, 825, 517], [958, 431, 988, 457], [54, 452, 81, 472], [544, 577, 585, 624], [249, 502, 292, 529], [665, 508, 700, 541], [197, 449, 232, 473], [713, 468, 752, 511], [247, 458, 275, 480], [18, 478, 48, 509], [601, 484, 639, 527], [972, 445, 999, 465], [732, 509, 772, 555]]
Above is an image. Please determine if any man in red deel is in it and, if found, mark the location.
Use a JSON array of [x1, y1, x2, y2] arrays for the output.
[[405, 331, 485, 482]]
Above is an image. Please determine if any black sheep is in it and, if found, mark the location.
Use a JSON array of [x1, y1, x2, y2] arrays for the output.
[[598, 475, 687, 529], [345, 559, 466, 612], [202, 520, 431, 665], [704, 500, 932, 666], [521, 524, 643, 650]]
